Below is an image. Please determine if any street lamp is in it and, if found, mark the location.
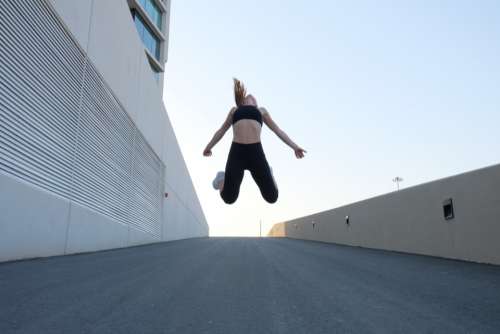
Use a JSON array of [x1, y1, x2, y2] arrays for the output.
[[392, 176, 403, 191]]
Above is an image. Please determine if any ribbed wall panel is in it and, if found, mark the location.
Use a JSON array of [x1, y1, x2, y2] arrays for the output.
[[0, 0, 164, 238], [130, 134, 164, 235], [72, 64, 137, 228], [0, 0, 84, 199]]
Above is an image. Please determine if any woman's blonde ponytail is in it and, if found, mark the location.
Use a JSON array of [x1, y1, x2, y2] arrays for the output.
[[233, 78, 247, 107]]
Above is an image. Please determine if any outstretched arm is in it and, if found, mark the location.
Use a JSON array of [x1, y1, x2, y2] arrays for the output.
[[260, 107, 306, 159], [203, 108, 235, 156]]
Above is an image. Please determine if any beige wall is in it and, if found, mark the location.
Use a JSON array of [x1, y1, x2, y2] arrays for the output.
[[268, 164, 500, 265]]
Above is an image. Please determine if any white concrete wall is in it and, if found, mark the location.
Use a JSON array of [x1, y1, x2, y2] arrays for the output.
[[0, 0, 207, 262], [268, 164, 500, 265], [0, 173, 70, 260], [52, 0, 209, 243]]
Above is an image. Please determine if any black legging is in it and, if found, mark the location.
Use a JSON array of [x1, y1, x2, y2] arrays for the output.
[[221, 142, 278, 204]]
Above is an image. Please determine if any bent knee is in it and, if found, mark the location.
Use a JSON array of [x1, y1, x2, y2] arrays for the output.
[[223, 197, 237, 205], [264, 192, 278, 204], [221, 193, 238, 205]]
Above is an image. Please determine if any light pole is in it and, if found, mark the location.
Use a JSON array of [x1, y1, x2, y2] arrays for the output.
[[392, 176, 403, 191], [259, 220, 262, 238]]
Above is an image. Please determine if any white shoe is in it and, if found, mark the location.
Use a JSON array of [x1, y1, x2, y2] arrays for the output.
[[212, 171, 225, 190]]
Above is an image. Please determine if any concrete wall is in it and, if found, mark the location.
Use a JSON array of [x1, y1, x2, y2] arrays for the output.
[[0, 0, 207, 262], [268, 164, 500, 265]]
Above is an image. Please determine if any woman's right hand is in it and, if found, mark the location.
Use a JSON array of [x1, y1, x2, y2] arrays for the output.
[[203, 148, 212, 157]]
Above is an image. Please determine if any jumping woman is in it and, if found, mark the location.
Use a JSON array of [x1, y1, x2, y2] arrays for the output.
[[203, 79, 306, 204]]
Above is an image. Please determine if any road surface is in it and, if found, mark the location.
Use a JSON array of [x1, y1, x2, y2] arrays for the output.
[[1, 238, 499, 333]]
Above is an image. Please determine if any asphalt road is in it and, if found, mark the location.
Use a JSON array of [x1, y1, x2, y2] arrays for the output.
[[1, 237, 499, 333]]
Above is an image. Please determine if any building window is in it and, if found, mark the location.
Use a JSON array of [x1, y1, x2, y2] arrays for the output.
[[133, 13, 161, 61], [138, 0, 162, 30]]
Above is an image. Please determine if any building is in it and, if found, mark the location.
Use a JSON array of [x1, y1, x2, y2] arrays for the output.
[[127, 0, 171, 88], [0, 0, 208, 262]]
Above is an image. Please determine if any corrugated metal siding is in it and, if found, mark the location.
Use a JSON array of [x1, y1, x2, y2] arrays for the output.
[[130, 133, 164, 236], [0, 0, 164, 238]]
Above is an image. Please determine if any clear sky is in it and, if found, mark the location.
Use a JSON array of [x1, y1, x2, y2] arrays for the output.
[[163, 0, 500, 236]]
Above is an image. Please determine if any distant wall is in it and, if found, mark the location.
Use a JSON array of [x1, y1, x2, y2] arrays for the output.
[[268, 164, 500, 265]]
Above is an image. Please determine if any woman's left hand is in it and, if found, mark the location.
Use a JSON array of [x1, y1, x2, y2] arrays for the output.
[[294, 147, 306, 159]]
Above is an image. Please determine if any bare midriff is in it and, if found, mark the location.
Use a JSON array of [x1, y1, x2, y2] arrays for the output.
[[232, 119, 262, 144]]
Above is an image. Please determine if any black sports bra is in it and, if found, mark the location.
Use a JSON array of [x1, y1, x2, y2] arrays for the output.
[[232, 105, 263, 126]]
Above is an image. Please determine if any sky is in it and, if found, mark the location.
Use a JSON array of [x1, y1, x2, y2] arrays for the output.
[[162, 0, 500, 236]]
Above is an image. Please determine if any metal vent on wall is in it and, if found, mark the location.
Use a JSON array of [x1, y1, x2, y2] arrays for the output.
[[0, 0, 165, 238]]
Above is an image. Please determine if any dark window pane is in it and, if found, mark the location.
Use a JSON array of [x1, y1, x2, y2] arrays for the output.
[[156, 14, 162, 29], [134, 13, 161, 61], [144, 28, 160, 60], [145, 1, 152, 17], [144, 29, 151, 51], [145, 31, 154, 54], [151, 11, 158, 27], [145, 0, 162, 30], [134, 15, 144, 39], [155, 39, 160, 59]]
